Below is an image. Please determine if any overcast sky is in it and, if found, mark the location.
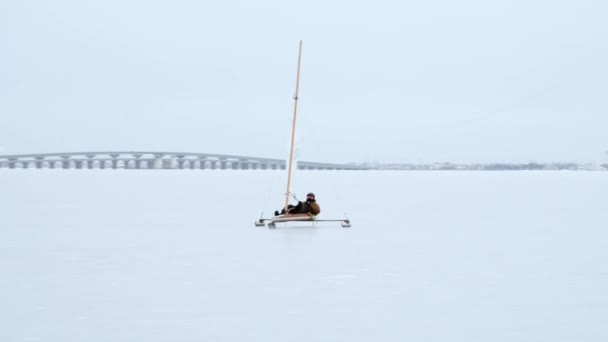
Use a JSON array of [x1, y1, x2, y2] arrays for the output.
[[1, 0, 606, 163]]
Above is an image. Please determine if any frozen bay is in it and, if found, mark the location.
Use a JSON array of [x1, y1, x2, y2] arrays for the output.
[[1, 170, 607, 341]]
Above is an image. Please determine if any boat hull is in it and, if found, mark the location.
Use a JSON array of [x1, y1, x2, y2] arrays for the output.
[[270, 214, 315, 223]]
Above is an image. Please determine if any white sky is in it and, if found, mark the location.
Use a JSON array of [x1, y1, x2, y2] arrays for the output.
[[1, 0, 607, 163]]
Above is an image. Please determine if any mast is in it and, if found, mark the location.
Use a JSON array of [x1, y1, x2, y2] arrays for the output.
[[284, 40, 303, 212]]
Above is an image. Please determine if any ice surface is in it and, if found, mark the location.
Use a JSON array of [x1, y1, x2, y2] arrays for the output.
[[1, 170, 607, 341]]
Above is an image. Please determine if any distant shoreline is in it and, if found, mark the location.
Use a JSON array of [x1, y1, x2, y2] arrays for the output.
[[352, 162, 608, 171]]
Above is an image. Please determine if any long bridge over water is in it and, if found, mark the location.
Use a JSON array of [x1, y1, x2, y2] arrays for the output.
[[0, 152, 368, 170]]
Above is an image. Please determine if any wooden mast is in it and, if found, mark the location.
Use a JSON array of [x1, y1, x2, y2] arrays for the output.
[[284, 40, 303, 213]]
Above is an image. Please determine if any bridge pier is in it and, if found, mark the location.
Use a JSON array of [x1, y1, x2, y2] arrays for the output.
[[60, 156, 71, 169], [175, 155, 186, 169], [85, 155, 96, 169], [132, 154, 143, 169], [110, 154, 120, 169], [35, 157, 45, 168]]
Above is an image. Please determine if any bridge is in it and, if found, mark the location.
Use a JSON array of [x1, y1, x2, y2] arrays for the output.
[[0, 152, 368, 171]]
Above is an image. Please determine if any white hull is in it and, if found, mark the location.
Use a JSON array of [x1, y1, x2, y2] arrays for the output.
[[270, 214, 315, 223]]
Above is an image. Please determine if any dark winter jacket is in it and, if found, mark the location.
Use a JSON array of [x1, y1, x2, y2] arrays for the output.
[[307, 200, 321, 215], [289, 200, 321, 216]]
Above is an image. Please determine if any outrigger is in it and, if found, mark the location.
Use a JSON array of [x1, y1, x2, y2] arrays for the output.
[[253, 41, 351, 229], [255, 213, 351, 228]]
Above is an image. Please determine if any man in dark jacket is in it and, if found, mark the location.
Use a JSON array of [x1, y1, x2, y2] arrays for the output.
[[275, 192, 321, 216]]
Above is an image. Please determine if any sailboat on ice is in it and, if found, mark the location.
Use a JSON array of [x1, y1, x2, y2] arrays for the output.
[[254, 41, 351, 228]]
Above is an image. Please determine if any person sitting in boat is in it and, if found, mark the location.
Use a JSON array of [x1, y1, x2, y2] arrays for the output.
[[274, 192, 321, 216]]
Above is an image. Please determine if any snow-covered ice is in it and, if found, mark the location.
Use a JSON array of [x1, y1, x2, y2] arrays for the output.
[[1, 170, 607, 341]]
